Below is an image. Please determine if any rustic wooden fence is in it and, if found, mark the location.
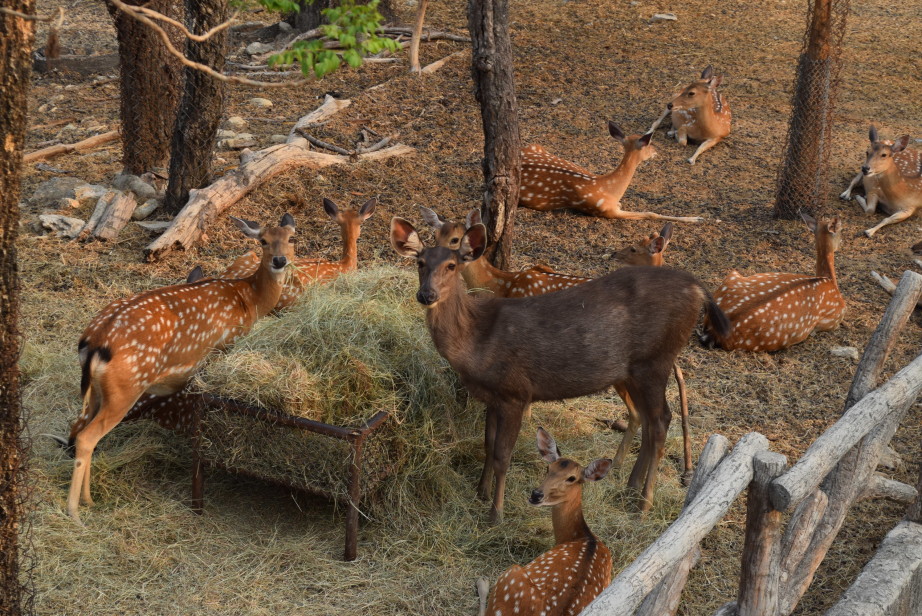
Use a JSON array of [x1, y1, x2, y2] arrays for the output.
[[581, 270, 922, 616]]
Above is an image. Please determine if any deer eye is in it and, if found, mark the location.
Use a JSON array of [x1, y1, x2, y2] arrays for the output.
[[630, 247, 638, 253], [566, 476, 577, 483], [881, 153, 888, 157], [288, 237, 296, 243], [450, 238, 460, 245], [417, 260, 424, 269], [260, 239, 268, 246], [447, 262, 457, 271], [687, 91, 695, 96]]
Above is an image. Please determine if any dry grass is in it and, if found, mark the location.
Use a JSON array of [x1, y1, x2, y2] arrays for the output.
[[18, 0, 922, 614]]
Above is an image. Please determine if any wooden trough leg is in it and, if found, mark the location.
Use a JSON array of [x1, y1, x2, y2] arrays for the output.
[[191, 399, 205, 515], [344, 438, 365, 562]]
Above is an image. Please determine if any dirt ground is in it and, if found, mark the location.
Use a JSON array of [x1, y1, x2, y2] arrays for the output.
[[17, 0, 922, 614]]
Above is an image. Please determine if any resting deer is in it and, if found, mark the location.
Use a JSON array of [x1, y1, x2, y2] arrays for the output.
[[701, 213, 845, 352], [221, 198, 375, 308], [654, 65, 731, 165], [424, 209, 692, 479], [65, 214, 296, 522], [519, 122, 705, 222], [391, 217, 728, 521], [478, 428, 612, 616], [840, 126, 922, 238]]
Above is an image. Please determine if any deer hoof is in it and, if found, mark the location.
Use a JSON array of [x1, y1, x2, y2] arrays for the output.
[[687, 158, 696, 165], [863, 229, 875, 239], [488, 508, 503, 526], [680, 469, 694, 487], [839, 190, 851, 201]]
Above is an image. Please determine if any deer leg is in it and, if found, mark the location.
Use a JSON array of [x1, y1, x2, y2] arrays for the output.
[[675, 126, 688, 146], [488, 401, 527, 525], [603, 208, 705, 224], [855, 191, 878, 215], [864, 208, 913, 238], [839, 172, 863, 201], [639, 392, 672, 511], [624, 377, 670, 512], [687, 138, 719, 165], [649, 108, 670, 133], [477, 406, 498, 501], [612, 385, 640, 469], [673, 363, 693, 484]]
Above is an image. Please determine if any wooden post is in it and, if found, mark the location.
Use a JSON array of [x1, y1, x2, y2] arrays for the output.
[[737, 451, 788, 616]]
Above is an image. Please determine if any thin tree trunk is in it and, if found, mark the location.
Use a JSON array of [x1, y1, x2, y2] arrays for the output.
[[105, 0, 184, 175], [468, 0, 521, 269], [163, 0, 229, 215], [0, 3, 34, 614]]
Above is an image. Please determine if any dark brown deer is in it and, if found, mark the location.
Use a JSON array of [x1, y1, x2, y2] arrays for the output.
[[390, 217, 728, 521]]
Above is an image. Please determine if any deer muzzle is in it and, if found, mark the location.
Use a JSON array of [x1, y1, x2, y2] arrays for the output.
[[529, 489, 544, 505], [271, 256, 288, 271], [861, 165, 872, 176], [416, 288, 438, 306]]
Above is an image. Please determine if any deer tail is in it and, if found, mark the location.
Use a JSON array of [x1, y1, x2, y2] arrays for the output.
[[698, 287, 730, 348], [68, 342, 112, 455], [476, 577, 489, 616]]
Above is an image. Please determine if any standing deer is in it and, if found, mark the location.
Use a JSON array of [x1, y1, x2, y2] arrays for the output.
[[423, 209, 693, 479], [840, 126, 922, 238], [478, 428, 612, 616], [221, 198, 375, 309], [65, 214, 296, 522], [390, 217, 728, 521], [701, 213, 845, 352], [519, 122, 705, 222], [654, 65, 731, 165]]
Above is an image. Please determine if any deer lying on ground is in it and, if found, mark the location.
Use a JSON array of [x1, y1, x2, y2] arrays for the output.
[[391, 217, 728, 521], [64, 214, 295, 522], [701, 213, 845, 352], [221, 198, 375, 309], [478, 428, 612, 616], [519, 122, 705, 222], [840, 126, 922, 238], [423, 209, 694, 481], [651, 65, 731, 165]]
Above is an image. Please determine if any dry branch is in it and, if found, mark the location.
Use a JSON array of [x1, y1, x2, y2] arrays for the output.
[[858, 474, 918, 505], [421, 50, 465, 74], [79, 191, 137, 241], [23, 130, 119, 163], [582, 432, 770, 616], [409, 0, 429, 73], [871, 270, 922, 308], [287, 95, 351, 143]]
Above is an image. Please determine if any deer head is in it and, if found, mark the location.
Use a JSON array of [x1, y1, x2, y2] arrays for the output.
[[609, 121, 657, 162], [530, 427, 612, 507], [668, 65, 723, 112], [862, 126, 911, 177], [613, 222, 673, 266]]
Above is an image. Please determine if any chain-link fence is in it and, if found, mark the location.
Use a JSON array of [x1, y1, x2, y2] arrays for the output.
[[774, 0, 851, 219]]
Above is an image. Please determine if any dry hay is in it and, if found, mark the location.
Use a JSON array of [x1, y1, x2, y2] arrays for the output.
[[191, 266, 472, 512]]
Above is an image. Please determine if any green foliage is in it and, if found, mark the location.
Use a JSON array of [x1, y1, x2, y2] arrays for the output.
[[266, 0, 401, 79]]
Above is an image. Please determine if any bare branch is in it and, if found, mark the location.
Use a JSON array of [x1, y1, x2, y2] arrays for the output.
[[127, 4, 239, 42], [0, 6, 60, 21]]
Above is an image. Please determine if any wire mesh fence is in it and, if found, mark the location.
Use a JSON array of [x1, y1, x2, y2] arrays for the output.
[[774, 0, 851, 219]]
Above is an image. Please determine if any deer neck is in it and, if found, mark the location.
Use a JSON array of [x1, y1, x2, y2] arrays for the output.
[[595, 149, 643, 203], [463, 258, 514, 295], [425, 276, 479, 367], [338, 224, 359, 272], [815, 242, 837, 286], [248, 264, 284, 318], [551, 491, 592, 545]]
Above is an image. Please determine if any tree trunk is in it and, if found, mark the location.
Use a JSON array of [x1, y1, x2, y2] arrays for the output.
[[0, 3, 34, 614], [286, 0, 331, 32], [467, 0, 521, 269], [163, 0, 229, 215], [105, 0, 184, 175]]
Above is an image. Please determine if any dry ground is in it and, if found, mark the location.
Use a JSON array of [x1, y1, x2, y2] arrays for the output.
[[17, 0, 922, 614]]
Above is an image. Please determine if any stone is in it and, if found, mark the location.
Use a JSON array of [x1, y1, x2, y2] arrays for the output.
[[246, 41, 274, 55], [114, 172, 158, 201], [135, 220, 172, 233], [73, 183, 108, 204], [651, 12, 678, 21], [133, 199, 160, 221], [225, 116, 248, 131], [54, 197, 81, 210], [39, 214, 85, 238], [29, 177, 87, 207], [830, 346, 860, 362], [249, 97, 273, 108], [220, 137, 258, 150], [269, 134, 288, 144], [217, 129, 237, 139]]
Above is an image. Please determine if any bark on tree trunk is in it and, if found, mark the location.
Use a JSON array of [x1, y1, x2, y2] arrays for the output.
[[286, 0, 331, 32], [105, 0, 184, 175], [163, 0, 229, 215], [467, 0, 521, 269], [0, 3, 34, 614]]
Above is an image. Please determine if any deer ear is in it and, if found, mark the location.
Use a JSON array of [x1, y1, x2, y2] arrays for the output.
[[322, 198, 340, 221], [280, 212, 295, 231], [186, 265, 205, 284], [536, 427, 560, 463], [869, 125, 879, 144], [419, 206, 444, 230], [230, 216, 262, 238], [608, 121, 625, 142], [358, 198, 376, 221], [466, 208, 483, 228], [650, 236, 667, 255], [460, 223, 487, 262], [892, 135, 910, 153], [659, 221, 674, 242], [700, 65, 714, 80], [390, 217, 425, 257], [801, 211, 817, 232], [638, 132, 654, 147], [583, 458, 612, 482]]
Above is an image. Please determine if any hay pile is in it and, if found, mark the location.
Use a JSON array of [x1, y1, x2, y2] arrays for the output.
[[191, 266, 474, 514]]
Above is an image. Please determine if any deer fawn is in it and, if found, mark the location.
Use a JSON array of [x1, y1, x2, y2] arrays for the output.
[[65, 214, 296, 522], [519, 122, 705, 222], [221, 198, 375, 309], [658, 65, 731, 165], [612, 221, 673, 266], [840, 126, 922, 238], [478, 428, 612, 616], [391, 217, 728, 521], [701, 213, 845, 352]]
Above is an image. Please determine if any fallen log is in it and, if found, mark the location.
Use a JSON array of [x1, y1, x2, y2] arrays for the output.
[[79, 190, 137, 241], [23, 129, 119, 163]]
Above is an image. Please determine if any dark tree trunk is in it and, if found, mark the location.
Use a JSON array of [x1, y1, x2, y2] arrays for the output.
[[162, 0, 229, 215], [0, 3, 34, 615], [105, 0, 184, 175], [286, 0, 331, 31], [467, 0, 521, 269]]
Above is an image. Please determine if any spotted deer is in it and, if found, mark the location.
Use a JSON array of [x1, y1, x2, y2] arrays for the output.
[[519, 122, 705, 222], [65, 214, 296, 522], [478, 428, 612, 616], [220, 198, 375, 309], [840, 126, 922, 238], [423, 209, 692, 479], [659, 65, 732, 165], [701, 213, 845, 352], [390, 217, 728, 521]]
